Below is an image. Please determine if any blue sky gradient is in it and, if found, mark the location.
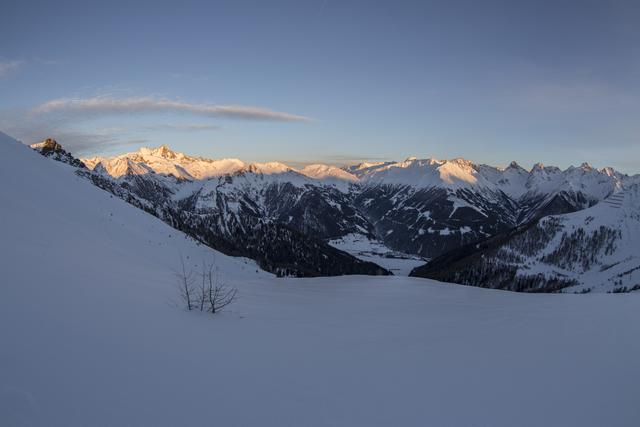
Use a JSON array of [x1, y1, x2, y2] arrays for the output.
[[1, 0, 639, 171]]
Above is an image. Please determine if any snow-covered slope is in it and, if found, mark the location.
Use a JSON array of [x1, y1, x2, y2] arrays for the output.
[[2, 135, 267, 283], [2, 135, 640, 426], [299, 164, 358, 190], [476, 161, 530, 199], [300, 164, 358, 181], [412, 185, 640, 292], [356, 157, 495, 189]]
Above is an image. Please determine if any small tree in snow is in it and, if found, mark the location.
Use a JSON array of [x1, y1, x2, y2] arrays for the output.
[[197, 261, 211, 312], [177, 256, 237, 314], [200, 259, 237, 314], [176, 256, 196, 311]]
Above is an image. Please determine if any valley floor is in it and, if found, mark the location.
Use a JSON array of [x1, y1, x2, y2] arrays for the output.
[[1, 138, 640, 426], [328, 233, 426, 275]]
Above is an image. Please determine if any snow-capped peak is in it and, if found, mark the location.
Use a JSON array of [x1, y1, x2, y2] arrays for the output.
[[506, 161, 524, 171], [531, 162, 546, 172], [82, 145, 246, 180], [71, 143, 636, 204], [356, 156, 491, 189], [579, 162, 593, 171], [139, 144, 183, 160], [246, 162, 293, 175], [300, 164, 358, 182]]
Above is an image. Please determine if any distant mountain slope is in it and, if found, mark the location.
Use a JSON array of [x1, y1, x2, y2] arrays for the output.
[[30, 140, 389, 277], [82, 145, 372, 240], [80, 145, 633, 261], [411, 185, 640, 293]]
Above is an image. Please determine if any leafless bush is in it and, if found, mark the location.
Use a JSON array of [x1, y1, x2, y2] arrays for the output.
[[176, 256, 237, 314], [176, 256, 197, 311]]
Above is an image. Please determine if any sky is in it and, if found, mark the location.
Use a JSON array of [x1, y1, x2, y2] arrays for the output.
[[1, 0, 639, 171]]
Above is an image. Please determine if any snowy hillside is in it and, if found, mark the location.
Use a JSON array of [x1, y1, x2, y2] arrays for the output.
[[412, 186, 640, 292], [2, 135, 640, 426]]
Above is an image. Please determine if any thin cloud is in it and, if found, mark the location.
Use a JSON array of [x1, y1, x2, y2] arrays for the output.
[[1, 104, 224, 155], [1, 108, 135, 155], [33, 58, 68, 66], [0, 60, 23, 77], [4, 124, 144, 155], [32, 96, 311, 122], [139, 124, 220, 132]]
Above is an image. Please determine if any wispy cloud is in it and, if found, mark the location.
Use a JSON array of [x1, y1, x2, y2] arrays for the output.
[[32, 96, 311, 122], [0, 117, 145, 155], [33, 58, 68, 66], [138, 123, 220, 132], [3, 94, 308, 155], [0, 108, 179, 155], [0, 60, 23, 78]]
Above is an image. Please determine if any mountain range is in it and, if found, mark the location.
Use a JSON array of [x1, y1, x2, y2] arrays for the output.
[[25, 135, 640, 292]]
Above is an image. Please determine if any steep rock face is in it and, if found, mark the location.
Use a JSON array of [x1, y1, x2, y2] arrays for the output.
[[411, 186, 640, 293]]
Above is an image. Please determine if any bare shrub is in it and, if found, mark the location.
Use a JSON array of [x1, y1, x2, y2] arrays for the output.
[[176, 256, 237, 314], [175, 256, 196, 311]]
